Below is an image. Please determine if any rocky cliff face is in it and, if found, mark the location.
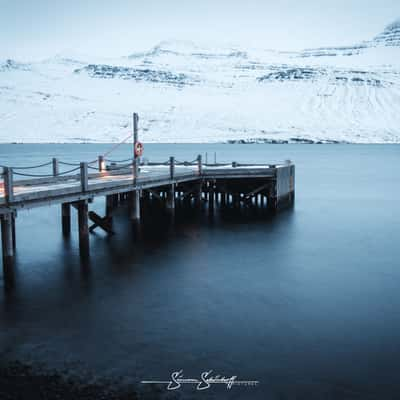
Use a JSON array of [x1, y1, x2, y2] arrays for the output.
[[374, 19, 400, 46]]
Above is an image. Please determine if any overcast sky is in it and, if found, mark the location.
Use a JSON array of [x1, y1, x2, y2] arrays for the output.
[[1, 0, 400, 60]]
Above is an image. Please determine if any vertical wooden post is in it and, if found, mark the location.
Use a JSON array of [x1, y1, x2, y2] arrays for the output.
[[3, 167, 14, 203], [11, 213, 16, 250], [167, 157, 175, 214], [221, 191, 226, 207], [77, 200, 89, 260], [1, 213, 14, 272], [133, 112, 140, 166], [52, 158, 59, 176], [197, 154, 202, 175], [209, 180, 215, 216], [62, 203, 71, 236], [130, 190, 141, 221], [80, 162, 88, 192], [130, 158, 141, 222], [98, 155, 105, 172], [132, 157, 139, 181], [105, 195, 113, 216], [233, 192, 240, 208], [196, 181, 203, 208], [169, 156, 175, 179]]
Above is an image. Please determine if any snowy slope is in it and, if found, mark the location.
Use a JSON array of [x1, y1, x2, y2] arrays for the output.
[[1, 20, 400, 143]]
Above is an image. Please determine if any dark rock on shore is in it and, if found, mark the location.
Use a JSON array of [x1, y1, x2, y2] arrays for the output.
[[0, 361, 137, 400]]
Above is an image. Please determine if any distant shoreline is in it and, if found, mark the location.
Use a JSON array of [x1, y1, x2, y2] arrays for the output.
[[0, 141, 398, 145]]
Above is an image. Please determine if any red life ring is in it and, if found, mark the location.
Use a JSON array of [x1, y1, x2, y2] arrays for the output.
[[134, 141, 144, 157]]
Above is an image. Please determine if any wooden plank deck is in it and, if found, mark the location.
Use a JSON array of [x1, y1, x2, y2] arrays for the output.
[[0, 164, 278, 213]]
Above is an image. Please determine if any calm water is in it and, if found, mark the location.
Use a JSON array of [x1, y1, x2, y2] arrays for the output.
[[1, 144, 400, 399]]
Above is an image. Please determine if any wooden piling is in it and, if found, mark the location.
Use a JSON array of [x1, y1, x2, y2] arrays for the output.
[[11, 213, 16, 251], [105, 195, 114, 229], [77, 200, 89, 260], [130, 190, 141, 221], [1, 213, 15, 272], [209, 180, 215, 215], [61, 203, 71, 236], [221, 191, 226, 207]]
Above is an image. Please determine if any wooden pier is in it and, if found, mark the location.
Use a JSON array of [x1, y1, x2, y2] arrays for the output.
[[0, 155, 295, 274], [1, 111, 295, 277]]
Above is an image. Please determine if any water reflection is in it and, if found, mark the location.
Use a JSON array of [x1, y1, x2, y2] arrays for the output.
[[0, 144, 399, 399]]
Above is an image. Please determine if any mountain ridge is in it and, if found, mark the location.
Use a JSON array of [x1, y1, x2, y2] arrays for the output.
[[0, 19, 400, 143]]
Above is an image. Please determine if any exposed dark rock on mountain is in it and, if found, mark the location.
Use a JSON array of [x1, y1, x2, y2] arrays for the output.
[[74, 64, 192, 85], [374, 19, 400, 46]]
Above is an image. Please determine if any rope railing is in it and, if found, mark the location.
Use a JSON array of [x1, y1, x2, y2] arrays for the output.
[[58, 160, 81, 166], [11, 166, 82, 178], [12, 171, 55, 178], [0, 161, 53, 170]]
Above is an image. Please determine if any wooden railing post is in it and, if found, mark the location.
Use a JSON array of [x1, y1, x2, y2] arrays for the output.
[[130, 158, 141, 222], [197, 154, 202, 175], [167, 157, 175, 214], [52, 158, 59, 176], [169, 156, 175, 179], [98, 155, 105, 172], [3, 167, 14, 203], [132, 158, 139, 182], [80, 162, 88, 192]]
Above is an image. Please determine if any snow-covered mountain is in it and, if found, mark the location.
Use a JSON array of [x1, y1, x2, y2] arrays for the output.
[[1, 20, 400, 143]]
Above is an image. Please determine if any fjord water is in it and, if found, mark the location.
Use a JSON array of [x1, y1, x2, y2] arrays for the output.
[[0, 144, 399, 399]]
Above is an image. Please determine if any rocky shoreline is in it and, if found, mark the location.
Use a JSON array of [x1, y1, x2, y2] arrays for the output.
[[0, 361, 137, 400]]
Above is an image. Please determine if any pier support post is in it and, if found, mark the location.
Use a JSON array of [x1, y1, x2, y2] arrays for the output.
[[208, 180, 215, 216], [105, 194, 113, 214], [167, 184, 176, 215], [105, 195, 114, 229], [233, 192, 240, 208], [77, 200, 89, 260], [130, 190, 141, 222], [221, 191, 226, 208], [196, 181, 203, 208], [11, 213, 16, 251], [61, 203, 71, 236], [1, 213, 15, 273]]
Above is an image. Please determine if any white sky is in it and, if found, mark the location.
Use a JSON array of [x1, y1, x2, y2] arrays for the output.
[[1, 0, 400, 60]]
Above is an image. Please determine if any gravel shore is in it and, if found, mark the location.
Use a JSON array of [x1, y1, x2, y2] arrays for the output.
[[0, 361, 138, 400]]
